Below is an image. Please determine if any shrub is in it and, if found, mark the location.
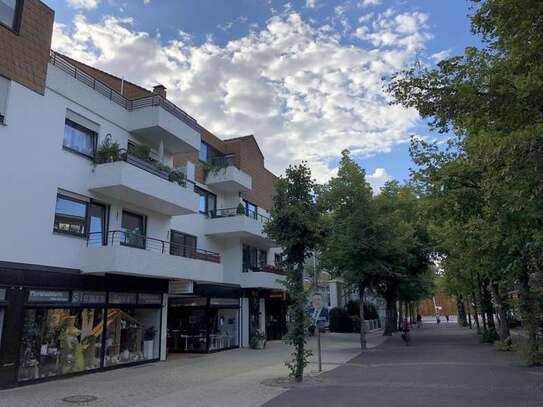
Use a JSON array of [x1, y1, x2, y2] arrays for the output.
[[345, 300, 379, 320], [329, 307, 352, 333]]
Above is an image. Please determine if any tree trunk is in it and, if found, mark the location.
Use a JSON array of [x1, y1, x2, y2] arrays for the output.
[[457, 295, 467, 327], [518, 269, 540, 365], [476, 274, 488, 333], [470, 293, 481, 334], [489, 282, 510, 341], [383, 297, 396, 336], [293, 263, 306, 382], [359, 284, 367, 349], [465, 299, 472, 329]]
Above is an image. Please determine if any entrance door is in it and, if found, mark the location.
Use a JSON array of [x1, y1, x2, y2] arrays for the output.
[[0, 287, 25, 387]]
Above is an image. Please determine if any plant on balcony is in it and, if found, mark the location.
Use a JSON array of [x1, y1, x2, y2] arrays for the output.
[[168, 168, 186, 186], [236, 202, 246, 215], [130, 143, 152, 161], [95, 136, 121, 164], [262, 264, 285, 275], [202, 159, 229, 181]]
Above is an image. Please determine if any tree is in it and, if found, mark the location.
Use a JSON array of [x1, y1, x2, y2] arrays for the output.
[[264, 163, 321, 382], [318, 150, 384, 349], [387, 0, 543, 363]]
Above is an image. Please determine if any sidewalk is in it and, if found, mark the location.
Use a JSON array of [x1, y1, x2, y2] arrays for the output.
[[0, 331, 386, 407]]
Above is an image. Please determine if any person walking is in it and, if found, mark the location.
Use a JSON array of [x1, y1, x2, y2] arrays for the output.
[[416, 313, 422, 328], [445, 314, 450, 323]]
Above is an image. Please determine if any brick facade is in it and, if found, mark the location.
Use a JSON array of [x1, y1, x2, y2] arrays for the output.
[[174, 131, 277, 211], [0, 0, 54, 95]]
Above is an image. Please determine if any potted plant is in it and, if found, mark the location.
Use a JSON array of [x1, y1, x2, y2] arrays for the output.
[[95, 135, 121, 164], [143, 326, 156, 359], [236, 202, 246, 215], [250, 329, 266, 350], [130, 143, 152, 161]]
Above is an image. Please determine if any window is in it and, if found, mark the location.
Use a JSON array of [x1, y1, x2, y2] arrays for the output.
[[88, 202, 107, 245], [258, 250, 267, 268], [0, 0, 22, 31], [0, 76, 9, 124], [63, 119, 97, 159], [274, 253, 282, 266], [170, 230, 197, 258], [195, 186, 217, 215], [53, 194, 88, 236], [121, 211, 146, 249], [199, 141, 208, 162], [244, 200, 258, 219]]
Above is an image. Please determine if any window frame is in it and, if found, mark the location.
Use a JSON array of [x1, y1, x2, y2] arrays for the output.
[[195, 186, 217, 216], [62, 118, 98, 160], [0, 0, 24, 33], [170, 230, 198, 258], [53, 193, 89, 238], [120, 210, 147, 249]]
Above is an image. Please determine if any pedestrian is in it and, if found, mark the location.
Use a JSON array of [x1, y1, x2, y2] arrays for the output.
[[416, 313, 422, 328], [445, 314, 449, 323]]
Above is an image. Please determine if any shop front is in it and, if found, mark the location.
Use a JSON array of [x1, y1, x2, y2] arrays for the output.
[[0, 264, 167, 388], [167, 283, 241, 353], [242, 288, 288, 345]]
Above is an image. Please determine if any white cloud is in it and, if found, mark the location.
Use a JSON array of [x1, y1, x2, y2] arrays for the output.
[[66, 0, 100, 10], [367, 167, 391, 193], [52, 11, 429, 182], [358, 0, 382, 8], [306, 0, 317, 8], [144, 0, 151, 5], [431, 49, 451, 63]]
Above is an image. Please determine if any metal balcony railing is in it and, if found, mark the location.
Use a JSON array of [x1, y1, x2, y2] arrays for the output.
[[87, 230, 221, 263], [49, 51, 200, 132], [209, 154, 237, 168], [95, 149, 195, 189], [242, 263, 286, 275], [208, 207, 270, 223]]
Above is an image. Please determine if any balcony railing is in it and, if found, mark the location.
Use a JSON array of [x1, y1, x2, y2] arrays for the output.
[[87, 230, 221, 263], [242, 264, 286, 275], [208, 207, 270, 223], [49, 51, 200, 132], [95, 149, 195, 189], [209, 154, 237, 168]]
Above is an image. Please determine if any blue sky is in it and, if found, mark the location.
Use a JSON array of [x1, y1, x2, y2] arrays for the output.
[[45, 0, 478, 189]]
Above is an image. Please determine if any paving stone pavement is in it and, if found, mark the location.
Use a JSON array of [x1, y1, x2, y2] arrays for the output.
[[263, 323, 543, 407], [0, 331, 386, 407]]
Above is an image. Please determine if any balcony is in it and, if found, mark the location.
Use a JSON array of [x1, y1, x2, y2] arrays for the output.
[[205, 208, 275, 248], [204, 155, 252, 192], [240, 265, 286, 290], [49, 51, 200, 154], [88, 151, 199, 216], [81, 231, 222, 282], [127, 97, 200, 154]]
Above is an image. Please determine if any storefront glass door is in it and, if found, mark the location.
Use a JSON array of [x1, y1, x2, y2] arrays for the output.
[[0, 287, 24, 387]]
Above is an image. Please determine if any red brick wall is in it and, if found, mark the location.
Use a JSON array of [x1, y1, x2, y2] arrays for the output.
[[0, 0, 54, 95]]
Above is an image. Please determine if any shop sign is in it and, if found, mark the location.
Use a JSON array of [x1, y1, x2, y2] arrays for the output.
[[138, 293, 162, 305], [210, 298, 239, 307], [0, 287, 6, 301], [109, 292, 137, 304], [72, 291, 106, 304], [169, 280, 193, 295], [28, 290, 70, 303]]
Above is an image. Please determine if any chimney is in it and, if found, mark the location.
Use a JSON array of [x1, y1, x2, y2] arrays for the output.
[[153, 84, 167, 98]]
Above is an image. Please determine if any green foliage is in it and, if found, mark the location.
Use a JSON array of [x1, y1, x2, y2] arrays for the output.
[[329, 307, 352, 333], [95, 136, 121, 164], [202, 160, 229, 180], [130, 143, 151, 161], [346, 300, 378, 320], [264, 163, 320, 382], [387, 0, 543, 362]]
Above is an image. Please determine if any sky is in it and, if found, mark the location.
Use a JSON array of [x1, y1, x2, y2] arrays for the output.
[[44, 0, 479, 191]]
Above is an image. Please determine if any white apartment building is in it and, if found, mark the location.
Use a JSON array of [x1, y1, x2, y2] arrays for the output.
[[0, 0, 286, 388]]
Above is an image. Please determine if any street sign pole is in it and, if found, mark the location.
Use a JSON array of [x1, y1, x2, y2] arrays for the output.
[[317, 319, 322, 372]]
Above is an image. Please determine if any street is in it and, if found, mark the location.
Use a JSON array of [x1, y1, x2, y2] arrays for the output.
[[265, 323, 543, 407]]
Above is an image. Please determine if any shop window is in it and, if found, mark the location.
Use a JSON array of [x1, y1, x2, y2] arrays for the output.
[[53, 194, 88, 237], [104, 308, 160, 366], [63, 118, 97, 159], [120, 211, 146, 249], [208, 308, 239, 351], [18, 308, 105, 381], [167, 307, 208, 352], [0, 0, 22, 31]]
